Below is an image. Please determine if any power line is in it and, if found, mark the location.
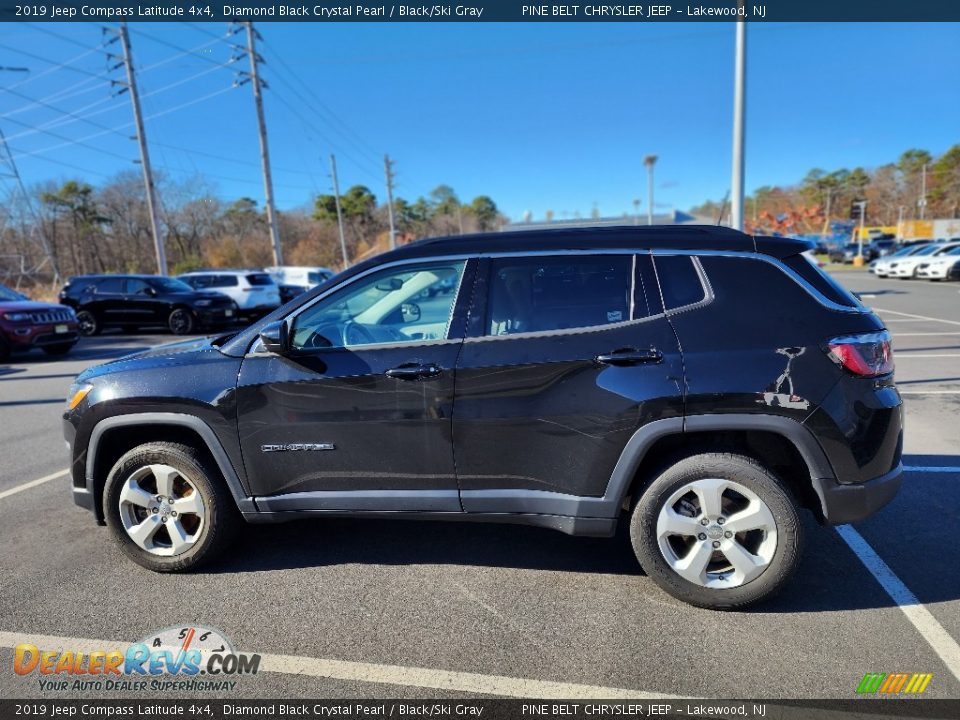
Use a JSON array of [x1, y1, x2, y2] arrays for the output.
[[0, 42, 108, 81], [23, 24, 110, 56], [2, 114, 133, 163], [129, 28, 236, 71]]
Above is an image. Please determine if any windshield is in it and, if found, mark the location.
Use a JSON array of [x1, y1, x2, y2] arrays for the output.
[[891, 244, 926, 257], [913, 245, 942, 256], [0, 285, 26, 302], [149, 277, 195, 293], [932, 245, 960, 256]]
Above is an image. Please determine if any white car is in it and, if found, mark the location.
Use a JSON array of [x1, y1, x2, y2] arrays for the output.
[[871, 243, 931, 277], [177, 270, 281, 319], [887, 243, 960, 278], [916, 246, 960, 280]]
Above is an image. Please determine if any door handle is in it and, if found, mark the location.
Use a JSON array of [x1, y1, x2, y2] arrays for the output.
[[386, 363, 443, 381], [595, 348, 663, 366]]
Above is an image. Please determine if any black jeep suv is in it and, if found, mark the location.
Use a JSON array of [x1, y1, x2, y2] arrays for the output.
[[63, 227, 902, 609], [59, 274, 237, 336]]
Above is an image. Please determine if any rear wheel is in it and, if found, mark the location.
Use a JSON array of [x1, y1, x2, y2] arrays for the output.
[[168, 308, 194, 335], [104, 442, 238, 572], [76, 310, 99, 336], [630, 452, 803, 610]]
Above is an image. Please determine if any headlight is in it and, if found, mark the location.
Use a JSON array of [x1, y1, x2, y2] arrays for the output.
[[66, 382, 93, 411], [3, 312, 31, 322], [194, 299, 212, 307]]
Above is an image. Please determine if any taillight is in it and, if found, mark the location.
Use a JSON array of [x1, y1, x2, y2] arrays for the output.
[[826, 331, 894, 377]]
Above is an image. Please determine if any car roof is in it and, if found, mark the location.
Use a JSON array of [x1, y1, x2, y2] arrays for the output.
[[381, 225, 811, 261]]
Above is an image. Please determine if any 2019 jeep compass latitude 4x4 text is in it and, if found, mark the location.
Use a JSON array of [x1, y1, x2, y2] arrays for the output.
[[64, 226, 902, 609]]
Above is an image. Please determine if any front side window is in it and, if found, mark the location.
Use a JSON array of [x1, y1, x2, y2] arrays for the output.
[[126, 279, 152, 295], [291, 261, 466, 351], [486, 256, 634, 336]]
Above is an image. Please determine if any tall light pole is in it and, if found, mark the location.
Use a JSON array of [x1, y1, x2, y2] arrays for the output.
[[730, 6, 746, 231], [643, 155, 657, 225], [919, 163, 928, 220]]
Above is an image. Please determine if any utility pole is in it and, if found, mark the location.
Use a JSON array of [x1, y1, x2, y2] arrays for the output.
[[243, 22, 282, 266], [854, 200, 867, 258], [330, 154, 349, 269], [730, 3, 746, 231], [919, 163, 927, 220], [897, 205, 905, 241], [384, 154, 397, 249], [118, 22, 166, 275], [643, 155, 657, 225]]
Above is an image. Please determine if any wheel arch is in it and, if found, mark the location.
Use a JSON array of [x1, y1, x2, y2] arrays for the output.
[[86, 413, 254, 523], [610, 414, 835, 522]]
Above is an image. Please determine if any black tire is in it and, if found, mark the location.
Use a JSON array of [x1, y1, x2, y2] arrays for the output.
[[629, 452, 803, 610], [42, 342, 75, 356], [103, 441, 239, 572], [76, 310, 100, 336], [168, 307, 195, 335]]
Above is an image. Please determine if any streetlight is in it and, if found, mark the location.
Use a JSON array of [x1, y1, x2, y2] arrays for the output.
[[853, 200, 867, 261], [730, 5, 746, 231], [643, 155, 657, 225]]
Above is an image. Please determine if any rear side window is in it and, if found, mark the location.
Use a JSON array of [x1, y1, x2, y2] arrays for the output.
[[782, 254, 860, 308], [181, 276, 207, 289], [653, 255, 706, 310], [486, 256, 635, 335], [96, 278, 125, 294], [211, 275, 239, 288], [246, 273, 274, 286]]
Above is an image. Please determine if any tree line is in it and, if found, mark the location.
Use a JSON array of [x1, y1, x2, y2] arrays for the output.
[[0, 171, 504, 288], [690, 146, 960, 237]]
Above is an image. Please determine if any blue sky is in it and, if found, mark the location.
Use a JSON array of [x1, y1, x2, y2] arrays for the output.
[[1, 21, 957, 221]]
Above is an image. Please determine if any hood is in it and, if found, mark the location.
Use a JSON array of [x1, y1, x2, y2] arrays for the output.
[[0, 300, 69, 312], [77, 335, 222, 382]]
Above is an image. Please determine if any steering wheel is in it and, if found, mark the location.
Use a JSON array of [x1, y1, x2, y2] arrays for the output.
[[341, 320, 376, 347]]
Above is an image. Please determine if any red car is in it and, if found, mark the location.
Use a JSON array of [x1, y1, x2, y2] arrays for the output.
[[0, 284, 79, 361]]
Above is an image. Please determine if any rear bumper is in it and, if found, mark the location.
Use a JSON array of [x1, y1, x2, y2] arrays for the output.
[[812, 462, 903, 525]]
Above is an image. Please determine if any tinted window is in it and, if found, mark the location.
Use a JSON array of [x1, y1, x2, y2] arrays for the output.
[[0, 285, 26, 301], [781, 254, 860, 308], [246, 273, 274, 286], [149, 277, 194, 293], [308, 271, 331, 285], [486, 256, 633, 335], [96, 277, 125, 294], [126, 279, 152, 295], [211, 275, 239, 288], [653, 255, 706, 310]]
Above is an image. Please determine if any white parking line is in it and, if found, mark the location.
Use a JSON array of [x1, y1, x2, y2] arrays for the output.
[[893, 354, 960, 359], [900, 390, 960, 395], [904, 466, 960, 473], [0, 631, 680, 699], [835, 525, 960, 684], [874, 308, 960, 327], [892, 332, 960, 337], [0, 469, 68, 501]]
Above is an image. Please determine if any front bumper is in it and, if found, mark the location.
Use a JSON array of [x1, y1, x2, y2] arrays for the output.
[[812, 462, 903, 525], [4, 322, 79, 348]]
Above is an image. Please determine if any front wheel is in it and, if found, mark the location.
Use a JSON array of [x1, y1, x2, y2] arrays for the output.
[[630, 452, 802, 610], [76, 310, 99, 336], [168, 308, 195, 335], [104, 442, 239, 572]]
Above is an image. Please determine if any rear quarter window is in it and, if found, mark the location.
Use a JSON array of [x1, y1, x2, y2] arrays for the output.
[[653, 255, 707, 310], [781, 254, 861, 308], [246, 273, 274, 286]]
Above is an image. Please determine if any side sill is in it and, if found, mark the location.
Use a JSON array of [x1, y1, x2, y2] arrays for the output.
[[242, 509, 617, 537]]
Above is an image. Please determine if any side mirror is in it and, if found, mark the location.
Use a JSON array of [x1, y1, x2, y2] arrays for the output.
[[145, 286, 157, 296], [259, 319, 289, 354], [401, 302, 421, 323]]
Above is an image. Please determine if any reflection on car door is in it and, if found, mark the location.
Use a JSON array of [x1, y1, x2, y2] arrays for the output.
[[235, 258, 476, 512], [452, 253, 685, 511]]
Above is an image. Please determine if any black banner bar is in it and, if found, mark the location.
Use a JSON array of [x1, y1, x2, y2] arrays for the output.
[[3, 0, 960, 22], [2, 700, 960, 720]]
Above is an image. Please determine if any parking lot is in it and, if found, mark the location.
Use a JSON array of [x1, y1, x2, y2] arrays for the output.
[[0, 270, 958, 700]]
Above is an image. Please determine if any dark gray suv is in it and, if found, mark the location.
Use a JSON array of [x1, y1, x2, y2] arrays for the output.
[[64, 226, 902, 609]]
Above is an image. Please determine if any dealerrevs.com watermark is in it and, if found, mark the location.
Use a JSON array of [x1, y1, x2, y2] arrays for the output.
[[13, 626, 260, 693]]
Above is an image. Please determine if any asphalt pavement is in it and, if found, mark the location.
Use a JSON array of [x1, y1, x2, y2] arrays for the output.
[[0, 272, 958, 700]]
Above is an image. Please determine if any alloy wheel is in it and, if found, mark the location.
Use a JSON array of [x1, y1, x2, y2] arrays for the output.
[[656, 477, 777, 589], [118, 464, 206, 557]]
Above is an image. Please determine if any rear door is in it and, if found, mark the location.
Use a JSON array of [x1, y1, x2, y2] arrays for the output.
[[452, 252, 684, 509], [91, 277, 127, 324]]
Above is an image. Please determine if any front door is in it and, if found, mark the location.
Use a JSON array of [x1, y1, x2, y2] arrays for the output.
[[453, 253, 685, 509], [236, 258, 474, 513]]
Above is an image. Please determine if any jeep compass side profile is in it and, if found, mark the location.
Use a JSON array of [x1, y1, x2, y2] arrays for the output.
[[64, 226, 902, 609]]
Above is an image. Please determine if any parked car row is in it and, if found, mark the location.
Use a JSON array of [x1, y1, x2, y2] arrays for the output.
[[56, 265, 336, 338], [870, 241, 960, 280], [0, 283, 79, 361], [828, 238, 896, 263]]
